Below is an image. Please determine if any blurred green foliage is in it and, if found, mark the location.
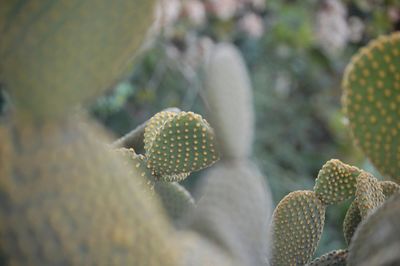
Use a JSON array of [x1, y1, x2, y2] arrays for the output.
[[90, 0, 399, 257]]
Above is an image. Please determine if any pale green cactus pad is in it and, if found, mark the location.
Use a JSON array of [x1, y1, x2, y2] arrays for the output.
[[342, 32, 400, 181], [270, 190, 326, 266], [146, 111, 219, 181], [314, 159, 361, 205], [307, 249, 348, 266], [355, 172, 385, 218], [343, 200, 361, 245]]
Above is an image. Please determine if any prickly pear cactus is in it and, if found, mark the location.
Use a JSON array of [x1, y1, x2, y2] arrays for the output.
[[270, 157, 399, 265], [342, 32, 400, 181], [270, 191, 326, 266]]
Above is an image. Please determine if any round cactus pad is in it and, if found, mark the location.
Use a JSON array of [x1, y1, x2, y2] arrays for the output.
[[146, 112, 219, 181]]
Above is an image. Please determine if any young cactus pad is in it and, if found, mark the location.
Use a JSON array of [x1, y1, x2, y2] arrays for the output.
[[146, 111, 219, 181], [270, 190, 326, 266], [342, 32, 400, 181], [314, 159, 361, 205]]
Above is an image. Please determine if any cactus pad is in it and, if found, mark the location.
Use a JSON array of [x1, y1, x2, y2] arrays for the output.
[[379, 180, 400, 198], [343, 200, 362, 245], [342, 32, 400, 181], [270, 190, 326, 266], [307, 249, 348, 266], [0, 0, 155, 118], [355, 172, 385, 218], [146, 112, 219, 180], [204, 43, 255, 158], [0, 118, 179, 265], [314, 159, 361, 204]]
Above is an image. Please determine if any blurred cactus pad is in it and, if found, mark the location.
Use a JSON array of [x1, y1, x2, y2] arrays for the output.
[[342, 32, 400, 181], [0, 0, 155, 119]]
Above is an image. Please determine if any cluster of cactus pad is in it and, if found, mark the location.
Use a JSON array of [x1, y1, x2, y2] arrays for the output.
[[0, 1, 272, 264], [270, 31, 400, 266], [115, 110, 219, 224], [270, 159, 399, 265], [1, 0, 399, 265]]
